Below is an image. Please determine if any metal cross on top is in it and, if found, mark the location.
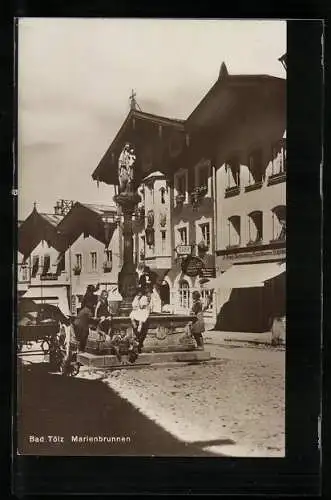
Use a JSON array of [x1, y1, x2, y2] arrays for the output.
[[129, 89, 137, 110], [129, 89, 141, 111]]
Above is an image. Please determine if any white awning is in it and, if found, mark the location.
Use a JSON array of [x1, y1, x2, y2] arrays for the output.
[[205, 262, 286, 290], [22, 286, 70, 317]]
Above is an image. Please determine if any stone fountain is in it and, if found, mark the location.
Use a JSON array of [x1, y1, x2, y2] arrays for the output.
[[80, 143, 211, 368]]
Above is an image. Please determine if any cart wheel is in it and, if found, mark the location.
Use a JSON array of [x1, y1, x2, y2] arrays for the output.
[[41, 339, 50, 354]]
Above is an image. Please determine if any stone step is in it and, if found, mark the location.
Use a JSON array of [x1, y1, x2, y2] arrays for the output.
[[77, 350, 211, 369]]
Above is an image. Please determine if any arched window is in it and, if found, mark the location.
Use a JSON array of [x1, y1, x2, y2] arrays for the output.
[[248, 211, 263, 245], [179, 280, 190, 309], [160, 187, 166, 204], [272, 206, 286, 241], [227, 215, 241, 247]]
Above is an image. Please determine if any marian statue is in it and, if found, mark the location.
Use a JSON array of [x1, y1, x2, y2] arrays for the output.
[[118, 143, 136, 194]]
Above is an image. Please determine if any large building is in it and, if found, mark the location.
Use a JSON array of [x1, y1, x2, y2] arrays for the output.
[[92, 61, 286, 331], [18, 201, 119, 315]]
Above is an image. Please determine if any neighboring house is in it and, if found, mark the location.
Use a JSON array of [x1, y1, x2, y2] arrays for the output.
[[18, 206, 70, 314], [17, 202, 120, 316], [56, 202, 119, 313]]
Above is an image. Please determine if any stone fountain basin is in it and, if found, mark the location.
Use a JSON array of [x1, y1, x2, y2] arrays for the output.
[[86, 313, 197, 354]]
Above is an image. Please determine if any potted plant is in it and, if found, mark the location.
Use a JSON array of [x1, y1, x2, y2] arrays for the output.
[[72, 264, 81, 276]]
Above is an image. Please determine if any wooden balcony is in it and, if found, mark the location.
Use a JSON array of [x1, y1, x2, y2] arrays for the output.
[[245, 181, 263, 193], [225, 186, 240, 198]]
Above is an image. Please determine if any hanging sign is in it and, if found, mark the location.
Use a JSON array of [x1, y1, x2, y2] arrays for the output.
[[181, 256, 205, 277], [176, 244, 192, 256]]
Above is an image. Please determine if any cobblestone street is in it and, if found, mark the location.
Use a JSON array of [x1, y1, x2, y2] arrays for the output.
[[89, 340, 285, 457]]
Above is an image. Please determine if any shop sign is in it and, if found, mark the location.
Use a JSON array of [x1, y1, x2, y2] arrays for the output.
[[181, 256, 204, 277], [176, 244, 192, 256], [224, 247, 286, 261]]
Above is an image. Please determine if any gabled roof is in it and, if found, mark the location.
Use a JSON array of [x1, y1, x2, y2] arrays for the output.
[[186, 62, 285, 130], [39, 213, 64, 226], [80, 203, 117, 216], [92, 109, 184, 186], [56, 202, 117, 249], [18, 207, 64, 257]]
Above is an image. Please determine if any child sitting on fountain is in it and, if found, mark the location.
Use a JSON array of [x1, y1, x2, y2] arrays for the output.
[[130, 286, 151, 334]]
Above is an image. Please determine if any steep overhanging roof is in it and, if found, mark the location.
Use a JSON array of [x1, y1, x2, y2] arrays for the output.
[[92, 109, 184, 186], [185, 62, 285, 131], [56, 201, 118, 249], [18, 207, 64, 257]]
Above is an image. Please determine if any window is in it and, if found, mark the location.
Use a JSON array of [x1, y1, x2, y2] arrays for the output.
[[199, 223, 210, 248], [227, 216, 241, 247], [272, 206, 286, 241], [271, 140, 286, 175], [31, 256, 39, 277], [248, 149, 263, 184], [71, 295, 77, 315], [105, 250, 112, 263], [75, 254, 82, 268], [91, 252, 97, 271], [42, 255, 50, 275], [178, 227, 188, 245], [198, 165, 209, 188], [160, 187, 166, 204], [179, 280, 190, 309], [177, 174, 186, 195], [161, 230, 166, 253], [140, 235, 146, 258], [56, 254, 65, 274], [21, 265, 29, 281], [201, 289, 213, 311], [248, 211, 263, 244], [226, 157, 240, 188]]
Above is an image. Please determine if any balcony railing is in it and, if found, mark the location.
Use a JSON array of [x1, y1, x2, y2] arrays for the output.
[[226, 243, 241, 250], [245, 181, 263, 193], [225, 186, 240, 198], [267, 171, 286, 186], [247, 238, 263, 247]]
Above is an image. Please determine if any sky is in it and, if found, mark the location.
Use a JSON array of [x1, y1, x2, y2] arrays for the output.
[[17, 18, 286, 220]]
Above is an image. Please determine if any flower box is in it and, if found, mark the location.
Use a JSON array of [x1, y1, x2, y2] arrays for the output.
[[73, 266, 81, 276]]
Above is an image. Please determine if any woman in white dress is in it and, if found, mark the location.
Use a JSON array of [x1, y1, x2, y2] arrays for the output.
[[130, 287, 151, 334]]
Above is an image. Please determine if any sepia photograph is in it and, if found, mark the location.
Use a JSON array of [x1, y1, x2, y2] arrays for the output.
[[16, 18, 286, 458]]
